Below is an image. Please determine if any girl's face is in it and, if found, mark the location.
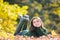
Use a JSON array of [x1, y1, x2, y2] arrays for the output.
[[33, 18, 41, 27]]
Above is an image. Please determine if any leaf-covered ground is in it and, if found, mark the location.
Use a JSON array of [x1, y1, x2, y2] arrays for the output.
[[14, 34, 60, 40]]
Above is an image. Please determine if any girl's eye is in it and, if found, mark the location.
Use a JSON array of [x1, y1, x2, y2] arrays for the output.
[[37, 20, 40, 23], [33, 21, 36, 23], [37, 21, 39, 22]]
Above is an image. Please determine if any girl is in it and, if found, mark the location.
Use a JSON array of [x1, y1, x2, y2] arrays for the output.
[[18, 16, 48, 37]]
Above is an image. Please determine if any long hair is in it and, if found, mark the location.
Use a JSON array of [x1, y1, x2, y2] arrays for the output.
[[29, 16, 44, 32]]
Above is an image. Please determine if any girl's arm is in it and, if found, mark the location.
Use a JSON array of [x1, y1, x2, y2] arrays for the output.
[[43, 28, 48, 35]]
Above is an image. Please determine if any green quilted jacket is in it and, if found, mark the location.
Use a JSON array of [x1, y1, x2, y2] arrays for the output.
[[22, 27, 48, 37]]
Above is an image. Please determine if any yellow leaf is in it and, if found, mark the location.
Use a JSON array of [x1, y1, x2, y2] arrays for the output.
[[51, 30, 58, 37]]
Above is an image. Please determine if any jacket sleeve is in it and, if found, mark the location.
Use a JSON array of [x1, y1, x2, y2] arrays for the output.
[[43, 28, 48, 35]]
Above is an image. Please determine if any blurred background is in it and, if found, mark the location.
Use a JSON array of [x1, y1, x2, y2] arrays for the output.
[[0, 0, 60, 40]]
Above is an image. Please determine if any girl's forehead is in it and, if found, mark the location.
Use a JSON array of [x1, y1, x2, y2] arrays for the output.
[[33, 19, 41, 22], [33, 18, 40, 21]]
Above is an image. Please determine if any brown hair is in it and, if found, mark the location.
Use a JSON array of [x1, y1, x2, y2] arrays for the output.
[[31, 16, 44, 28], [29, 16, 45, 32]]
